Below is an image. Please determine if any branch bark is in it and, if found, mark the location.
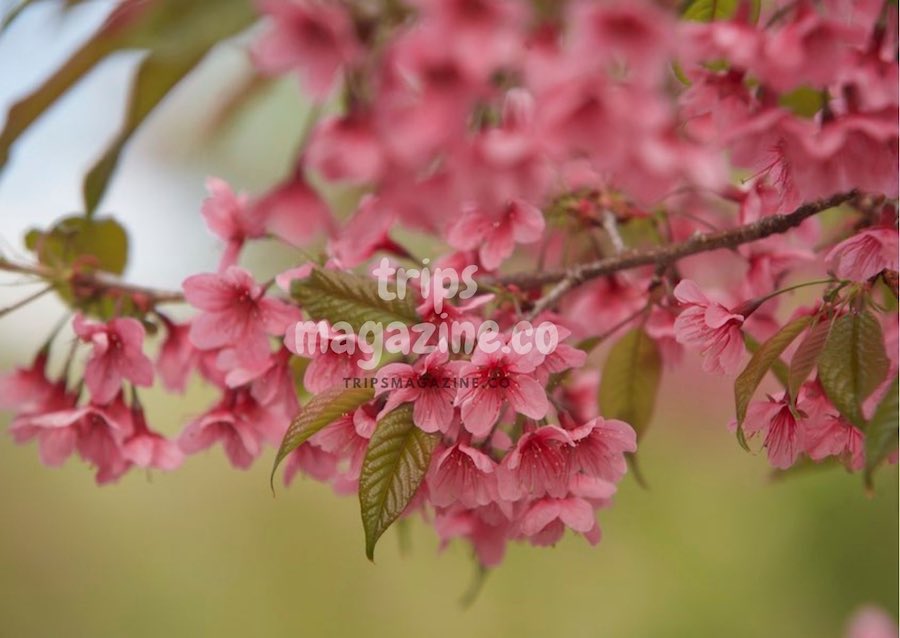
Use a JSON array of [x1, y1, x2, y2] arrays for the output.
[[493, 191, 859, 319], [0, 257, 184, 306]]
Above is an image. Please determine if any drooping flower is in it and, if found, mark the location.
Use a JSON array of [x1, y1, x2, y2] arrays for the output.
[[156, 318, 199, 393], [446, 199, 545, 271], [179, 389, 286, 469], [427, 442, 498, 508], [122, 404, 184, 472], [566, 416, 637, 483], [253, 0, 362, 100], [673, 279, 745, 375], [826, 227, 900, 282], [201, 177, 264, 269], [284, 320, 371, 394], [497, 425, 573, 500], [455, 335, 549, 437], [8, 382, 80, 468], [73, 314, 154, 405], [183, 266, 300, 369], [741, 394, 804, 470], [376, 349, 465, 434], [518, 495, 600, 547]]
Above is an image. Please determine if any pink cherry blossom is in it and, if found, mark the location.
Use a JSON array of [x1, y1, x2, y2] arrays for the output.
[[156, 319, 198, 393], [179, 389, 286, 469], [518, 495, 600, 547], [742, 394, 804, 470], [201, 177, 263, 269], [498, 425, 573, 500], [283, 442, 339, 486], [376, 349, 465, 434], [8, 382, 80, 468], [73, 314, 154, 405], [446, 199, 545, 271], [673, 279, 746, 375], [826, 227, 900, 282], [122, 405, 184, 472], [284, 321, 371, 394], [0, 352, 54, 413], [434, 506, 510, 567], [253, 0, 362, 100], [428, 442, 499, 508], [307, 113, 385, 184], [455, 337, 549, 437], [183, 266, 300, 369], [566, 416, 637, 483], [251, 173, 336, 247]]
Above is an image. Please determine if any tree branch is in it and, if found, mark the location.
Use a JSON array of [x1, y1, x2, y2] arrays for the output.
[[497, 190, 858, 319], [0, 257, 184, 307]]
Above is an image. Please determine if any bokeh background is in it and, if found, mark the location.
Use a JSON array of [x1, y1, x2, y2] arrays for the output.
[[0, 4, 896, 637]]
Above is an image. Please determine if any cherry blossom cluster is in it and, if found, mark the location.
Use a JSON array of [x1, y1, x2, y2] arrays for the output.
[[1, 0, 898, 566]]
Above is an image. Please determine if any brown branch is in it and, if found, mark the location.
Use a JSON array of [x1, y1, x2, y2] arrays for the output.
[[497, 190, 858, 319], [0, 257, 184, 307]]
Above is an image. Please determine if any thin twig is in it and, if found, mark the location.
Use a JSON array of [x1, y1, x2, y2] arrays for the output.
[[500, 191, 858, 319], [0, 258, 184, 306]]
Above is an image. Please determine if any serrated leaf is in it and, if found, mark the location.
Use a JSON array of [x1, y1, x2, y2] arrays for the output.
[[864, 376, 899, 488], [818, 312, 889, 427], [291, 267, 420, 332], [743, 333, 790, 387], [598, 328, 661, 439], [270, 386, 374, 490], [683, 0, 759, 22], [787, 318, 833, 399], [735, 316, 811, 425], [359, 404, 439, 561], [25, 216, 129, 275]]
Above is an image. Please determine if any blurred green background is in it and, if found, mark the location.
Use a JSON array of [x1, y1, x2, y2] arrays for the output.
[[0, 3, 896, 637]]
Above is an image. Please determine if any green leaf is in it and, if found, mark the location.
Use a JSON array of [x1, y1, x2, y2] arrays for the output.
[[291, 267, 420, 332], [682, 0, 759, 22], [25, 216, 129, 275], [359, 404, 439, 561], [598, 328, 662, 439], [735, 316, 811, 425], [83, 0, 258, 213], [818, 312, 890, 427], [743, 333, 790, 387], [864, 376, 899, 489], [83, 52, 201, 213], [0, 9, 123, 169], [0, 0, 257, 206], [270, 386, 374, 491], [787, 317, 833, 400], [779, 87, 826, 118]]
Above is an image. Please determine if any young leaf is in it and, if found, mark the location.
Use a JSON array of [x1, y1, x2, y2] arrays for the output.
[[818, 312, 889, 427], [735, 316, 811, 425], [743, 334, 790, 387], [598, 328, 662, 439], [864, 376, 899, 489], [270, 386, 374, 490], [291, 267, 420, 332], [359, 404, 439, 561], [25, 216, 129, 275], [787, 318, 833, 399]]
